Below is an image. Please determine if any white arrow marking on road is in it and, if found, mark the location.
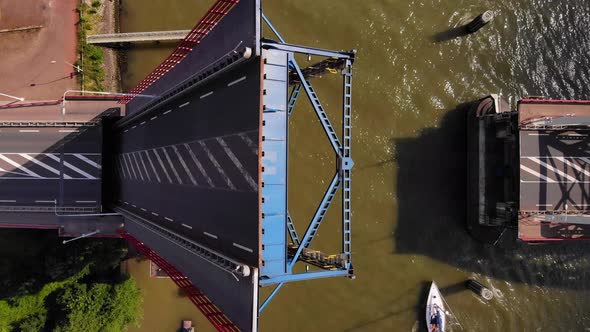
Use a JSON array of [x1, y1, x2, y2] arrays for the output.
[[0, 154, 41, 178], [46, 154, 96, 179], [143, 150, 161, 183], [74, 154, 102, 169], [199, 141, 236, 190], [20, 154, 72, 179], [217, 137, 257, 191], [184, 143, 214, 188], [172, 145, 197, 185]]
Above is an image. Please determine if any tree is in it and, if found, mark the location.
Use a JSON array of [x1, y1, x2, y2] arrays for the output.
[[54, 278, 142, 332]]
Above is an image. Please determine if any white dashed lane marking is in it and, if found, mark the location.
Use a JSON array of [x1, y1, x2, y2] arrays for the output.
[[203, 232, 218, 239], [164, 217, 174, 222], [233, 242, 253, 253], [227, 76, 246, 87], [181, 223, 193, 229], [200, 91, 213, 99], [179, 101, 190, 108]]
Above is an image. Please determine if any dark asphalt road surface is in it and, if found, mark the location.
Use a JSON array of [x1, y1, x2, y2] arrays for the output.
[[115, 59, 261, 266], [0, 126, 102, 208]]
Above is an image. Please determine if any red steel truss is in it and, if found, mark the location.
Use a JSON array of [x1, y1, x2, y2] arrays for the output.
[[119, 0, 241, 104], [118, 230, 240, 332]]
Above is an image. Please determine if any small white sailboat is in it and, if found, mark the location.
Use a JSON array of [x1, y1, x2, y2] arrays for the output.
[[426, 282, 446, 332]]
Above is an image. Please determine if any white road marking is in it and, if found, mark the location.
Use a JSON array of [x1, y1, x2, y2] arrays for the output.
[[131, 153, 145, 181], [76, 200, 96, 203], [140, 208, 147, 212], [172, 146, 197, 185], [199, 141, 236, 190], [239, 133, 258, 155], [132, 125, 137, 129], [161, 147, 183, 184], [0, 200, 16, 203], [152, 149, 173, 183], [528, 157, 578, 182], [35, 200, 55, 203], [123, 154, 137, 179], [124, 202, 129, 205], [163, 110, 172, 115], [0, 166, 30, 177], [137, 152, 151, 182], [536, 204, 553, 207], [150, 116, 158, 121], [140, 121, 146, 126], [115, 157, 126, 179], [520, 164, 556, 183], [144, 150, 161, 183], [181, 223, 192, 229], [58, 129, 78, 133], [0, 154, 41, 178], [47, 154, 96, 179], [200, 91, 214, 99], [120, 155, 132, 179], [217, 137, 257, 191], [19, 129, 39, 133], [124, 129, 129, 133], [227, 76, 247, 87], [527, 133, 549, 136], [179, 101, 190, 108], [74, 154, 101, 169], [555, 157, 590, 178], [233, 242, 253, 253], [164, 217, 174, 222], [151, 212, 159, 216], [184, 143, 214, 187], [20, 153, 72, 179], [203, 232, 218, 239], [132, 204, 137, 208]]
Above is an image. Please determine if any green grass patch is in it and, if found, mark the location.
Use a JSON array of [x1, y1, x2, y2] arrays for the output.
[[77, 2, 106, 91], [0, 230, 142, 332]]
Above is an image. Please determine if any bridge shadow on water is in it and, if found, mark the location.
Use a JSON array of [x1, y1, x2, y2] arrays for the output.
[[393, 101, 590, 290]]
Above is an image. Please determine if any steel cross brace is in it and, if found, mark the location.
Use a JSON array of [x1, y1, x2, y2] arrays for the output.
[[288, 173, 340, 271], [263, 13, 342, 155], [262, 11, 354, 278]]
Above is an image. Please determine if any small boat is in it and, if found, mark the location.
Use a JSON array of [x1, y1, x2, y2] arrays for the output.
[[426, 282, 446, 332], [180, 320, 194, 332]]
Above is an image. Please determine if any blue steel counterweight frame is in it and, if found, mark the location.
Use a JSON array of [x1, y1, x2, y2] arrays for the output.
[[258, 13, 355, 312]]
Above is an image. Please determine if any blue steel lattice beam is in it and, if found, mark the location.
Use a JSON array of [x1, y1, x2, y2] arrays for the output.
[[341, 59, 354, 271], [259, 13, 355, 312], [287, 83, 302, 118], [263, 13, 342, 155], [286, 212, 300, 246], [288, 173, 340, 271]]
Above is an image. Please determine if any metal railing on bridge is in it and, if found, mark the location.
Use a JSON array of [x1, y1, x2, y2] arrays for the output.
[[86, 30, 190, 47]]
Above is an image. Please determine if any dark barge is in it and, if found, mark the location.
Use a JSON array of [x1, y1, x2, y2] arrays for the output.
[[468, 95, 590, 242]]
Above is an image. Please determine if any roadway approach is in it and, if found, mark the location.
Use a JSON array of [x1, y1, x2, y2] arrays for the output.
[[0, 0, 356, 330]]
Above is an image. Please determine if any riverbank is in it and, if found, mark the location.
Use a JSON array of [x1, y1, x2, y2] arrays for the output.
[[99, 0, 121, 92], [77, 0, 121, 92]]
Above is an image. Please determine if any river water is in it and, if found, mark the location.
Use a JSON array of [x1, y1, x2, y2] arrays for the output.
[[120, 0, 590, 331]]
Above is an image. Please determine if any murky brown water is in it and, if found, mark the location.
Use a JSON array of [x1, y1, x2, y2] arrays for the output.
[[120, 0, 590, 331]]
